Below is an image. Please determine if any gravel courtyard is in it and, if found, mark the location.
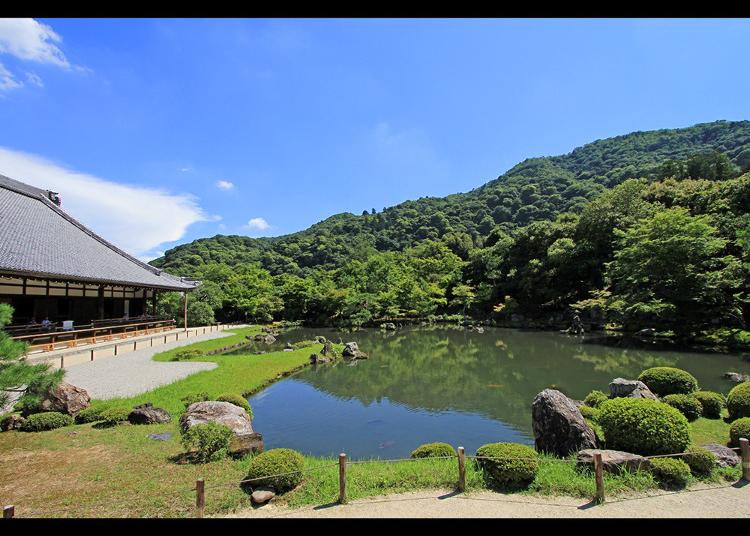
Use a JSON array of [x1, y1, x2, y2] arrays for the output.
[[62, 331, 233, 399]]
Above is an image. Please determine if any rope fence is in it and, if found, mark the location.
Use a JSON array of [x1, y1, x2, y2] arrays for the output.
[[4, 438, 749, 518]]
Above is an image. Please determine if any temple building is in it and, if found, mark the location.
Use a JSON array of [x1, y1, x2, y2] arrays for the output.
[[0, 174, 197, 335]]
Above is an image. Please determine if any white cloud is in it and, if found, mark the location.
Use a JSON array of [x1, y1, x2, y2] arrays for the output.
[[0, 61, 20, 90], [216, 180, 234, 191], [246, 217, 270, 231], [0, 146, 209, 257], [179, 166, 193, 173], [25, 71, 42, 87], [0, 18, 70, 68]]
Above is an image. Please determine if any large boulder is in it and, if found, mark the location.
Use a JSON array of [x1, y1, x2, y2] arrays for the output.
[[576, 449, 650, 473], [342, 342, 368, 360], [701, 444, 741, 468], [609, 378, 657, 400], [180, 401, 264, 455], [39, 382, 90, 416], [531, 389, 597, 457], [1, 414, 26, 431], [128, 403, 171, 425]]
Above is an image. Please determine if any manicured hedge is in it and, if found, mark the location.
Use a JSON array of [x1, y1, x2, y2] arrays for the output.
[[98, 407, 132, 426], [583, 390, 608, 409], [683, 446, 714, 477], [728, 417, 750, 447], [637, 367, 698, 396], [726, 382, 750, 420], [21, 412, 73, 432], [410, 442, 456, 459], [475, 443, 539, 488], [579, 405, 600, 422], [598, 398, 690, 455], [662, 394, 702, 422], [181, 422, 234, 463], [692, 391, 725, 419], [216, 394, 254, 419], [649, 457, 691, 489], [75, 406, 106, 424], [244, 448, 305, 492]]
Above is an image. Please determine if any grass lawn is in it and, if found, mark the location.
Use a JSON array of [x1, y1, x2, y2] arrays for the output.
[[0, 327, 744, 517]]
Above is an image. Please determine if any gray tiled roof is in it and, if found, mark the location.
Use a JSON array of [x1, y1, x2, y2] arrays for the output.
[[0, 174, 197, 291]]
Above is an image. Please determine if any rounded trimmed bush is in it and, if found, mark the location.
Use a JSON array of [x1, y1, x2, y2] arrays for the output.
[[693, 391, 725, 419], [583, 390, 608, 408], [638, 367, 698, 396], [75, 406, 106, 424], [728, 417, 750, 447], [726, 382, 750, 420], [172, 349, 205, 361], [21, 411, 73, 432], [649, 457, 691, 489], [683, 446, 715, 477], [410, 442, 456, 459], [475, 442, 539, 488], [579, 405, 600, 422], [181, 422, 234, 463], [662, 394, 702, 422], [598, 398, 690, 455], [244, 448, 305, 492], [216, 394, 253, 419], [98, 407, 131, 426]]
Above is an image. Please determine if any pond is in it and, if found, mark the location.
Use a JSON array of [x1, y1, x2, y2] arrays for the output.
[[241, 326, 750, 460]]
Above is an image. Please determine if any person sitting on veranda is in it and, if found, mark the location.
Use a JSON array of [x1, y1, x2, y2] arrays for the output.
[[41, 317, 52, 330]]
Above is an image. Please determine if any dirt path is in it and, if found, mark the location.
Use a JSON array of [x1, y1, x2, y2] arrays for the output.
[[227, 483, 749, 518]]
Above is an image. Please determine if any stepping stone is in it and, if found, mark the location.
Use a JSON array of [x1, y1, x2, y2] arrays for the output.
[[148, 432, 173, 441]]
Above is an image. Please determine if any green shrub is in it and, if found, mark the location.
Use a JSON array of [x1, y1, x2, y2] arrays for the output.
[[638, 367, 699, 396], [726, 382, 750, 420], [243, 448, 305, 492], [75, 406, 106, 424], [683, 446, 715, 477], [172, 349, 205, 361], [181, 392, 210, 409], [410, 442, 456, 459], [98, 407, 131, 426], [21, 412, 73, 432], [585, 419, 605, 444], [579, 405, 600, 422], [662, 394, 703, 422], [216, 394, 253, 419], [583, 390, 608, 408], [648, 458, 691, 489], [475, 443, 539, 489], [693, 391, 725, 419], [598, 398, 690, 455], [728, 417, 750, 447], [181, 423, 234, 463]]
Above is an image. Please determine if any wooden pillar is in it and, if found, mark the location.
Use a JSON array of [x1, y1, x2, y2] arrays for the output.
[[338, 453, 347, 504], [740, 438, 750, 481], [457, 446, 466, 492], [594, 452, 605, 503], [183, 291, 188, 332], [98, 286, 105, 320], [195, 478, 205, 518], [152, 290, 158, 316]]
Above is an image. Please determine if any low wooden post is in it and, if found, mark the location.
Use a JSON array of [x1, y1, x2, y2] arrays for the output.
[[90, 349, 94, 361], [60, 354, 64, 369], [3, 505, 14, 519], [195, 478, 205, 518], [114, 344, 118, 356], [338, 453, 347, 504], [594, 452, 605, 503], [740, 438, 750, 481], [457, 446, 466, 492]]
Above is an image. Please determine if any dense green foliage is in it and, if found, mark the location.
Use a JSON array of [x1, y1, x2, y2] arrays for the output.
[[662, 394, 703, 421], [726, 382, 750, 420], [692, 391, 725, 419], [578, 405, 600, 421], [598, 398, 690, 455], [181, 422, 234, 463], [648, 458, 691, 489], [98, 407, 132, 427], [637, 367, 699, 396], [728, 417, 750, 447], [149, 121, 750, 340], [216, 394, 254, 419], [475, 442, 539, 488], [682, 446, 715, 477], [75, 406, 106, 424], [583, 390, 608, 408], [243, 448, 305, 492], [181, 392, 210, 409], [410, 442, 456, 459], [21, 411, 73, 432]]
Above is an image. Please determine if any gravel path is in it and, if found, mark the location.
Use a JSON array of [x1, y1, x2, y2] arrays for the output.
[[63, 331, 233, 399], [228, 483, 749, 518]]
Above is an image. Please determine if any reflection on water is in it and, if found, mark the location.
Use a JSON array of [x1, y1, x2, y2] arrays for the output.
[[245, 326, 750, 460]]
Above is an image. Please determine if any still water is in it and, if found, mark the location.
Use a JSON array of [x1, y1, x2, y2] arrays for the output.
[[241, 326, 750, 460]]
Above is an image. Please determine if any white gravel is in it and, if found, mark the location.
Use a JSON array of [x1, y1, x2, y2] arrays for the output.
[[62, 331, 233, 399]]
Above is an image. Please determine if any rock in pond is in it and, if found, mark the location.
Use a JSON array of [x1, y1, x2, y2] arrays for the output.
[[180, 401, 264, 455], [342, 341, 368, 360], [531, 389, 597, 457], [309, 353, 331, 365], [128, 403, 171, 425], [723, 372, 750, 383], [38, 382, 90, 416], [609, 378, 657, 400], [251, 488, 276, 505], [381, 323, 397, 331], [576, 449, 649, 472], [701, 444, 741, 467]]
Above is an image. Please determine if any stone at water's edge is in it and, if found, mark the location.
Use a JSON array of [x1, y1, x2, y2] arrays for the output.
[[39, 382, 90, 416], [128, 403, 171, 425], [609, 378, 657, 400], [723, 372, 750, 383], [180, 401, 264, 455], [343, 341, 368, 360], [531, 389, 597, 457], [701, 444, 741, 467], [576, 449, 650, 472]]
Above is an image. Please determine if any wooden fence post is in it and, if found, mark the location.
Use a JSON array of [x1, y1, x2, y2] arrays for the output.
[[457, 446, 466, 492], [3, 505, 14, 519], [740, 438, 750, 482], [195, 478, 205, 518], [594, 452, 605, 503], [338, 453, 347, 504]]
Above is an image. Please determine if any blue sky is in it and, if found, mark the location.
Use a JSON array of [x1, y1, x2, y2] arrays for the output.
[[1, 18, 749, 261]]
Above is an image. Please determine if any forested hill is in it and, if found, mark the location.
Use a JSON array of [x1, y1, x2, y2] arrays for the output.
[[152, 120, 750, 277]]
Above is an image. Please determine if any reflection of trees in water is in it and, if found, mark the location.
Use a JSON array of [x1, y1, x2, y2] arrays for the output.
[[572, 349, 678, 375]]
